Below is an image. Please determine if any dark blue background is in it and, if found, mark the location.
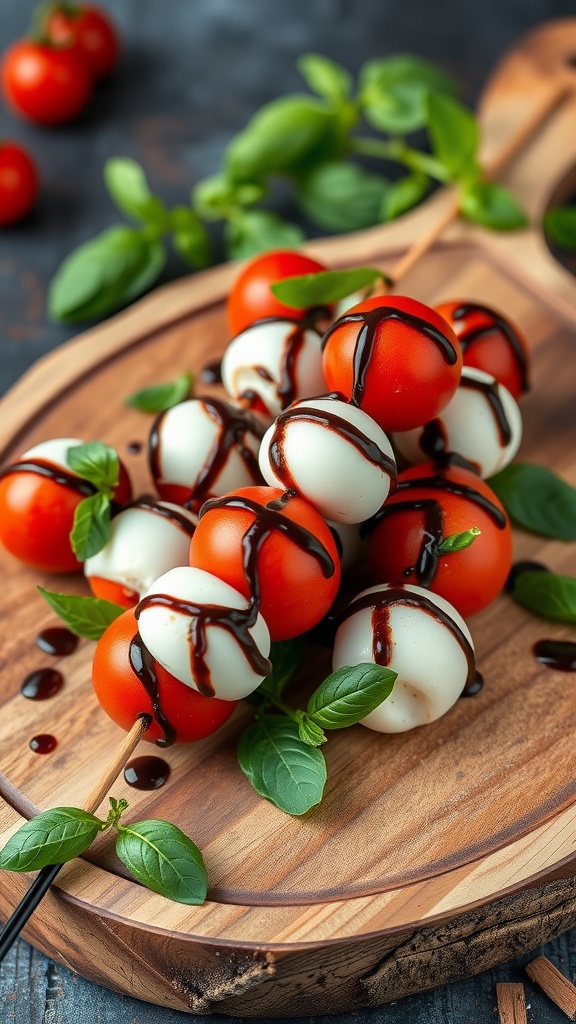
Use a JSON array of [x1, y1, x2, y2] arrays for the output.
[[1, 1, 575, 1020]]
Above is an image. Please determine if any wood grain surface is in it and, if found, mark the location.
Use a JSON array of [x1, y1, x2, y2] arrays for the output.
[[1, 18, 576, 1017]]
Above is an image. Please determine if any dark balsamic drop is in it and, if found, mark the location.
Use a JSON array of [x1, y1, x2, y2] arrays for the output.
[[124, 755, 171, 790], [127, 441, 142, 455], [200, 360, 223, 385], [21, 669, 64, 701], [35, 627, 79, 657], [533, 640, 576, 672], [29, 734, 57, 754], [505, 560, 550, 593], [461, 671, 484, 696]]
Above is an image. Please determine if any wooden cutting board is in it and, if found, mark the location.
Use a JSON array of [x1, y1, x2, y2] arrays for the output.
[[1, 19, 576, 1017]]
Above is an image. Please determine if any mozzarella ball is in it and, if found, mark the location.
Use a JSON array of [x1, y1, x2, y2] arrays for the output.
[[258, 395, 396, 524], [23, 437, 85, 469], [149, 397, 264, 508], [221, 319, 326, 417], [393, 367, 522, 478], [333, 285, 375, 320], [137, 566, 271, 701], [333, 582, 474, 733], [85, 501, 197, 600]]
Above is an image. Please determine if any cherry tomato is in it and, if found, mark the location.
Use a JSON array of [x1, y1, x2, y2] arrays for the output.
[[189, 485, 340, 640], [0, 143, 38, 226], [89, 577, 139, 607], [92, 610, 237, 745], [0, 441, 132, 573], [227, 249, 331, 336], [1, 40, 92, 125], [436, 300, 530, 400], [44, 4, 119, 79], [366, 462, 512, 618], [322, 295, 463, 433]]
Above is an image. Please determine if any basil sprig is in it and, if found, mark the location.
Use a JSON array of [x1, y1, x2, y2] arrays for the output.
[[438, 527, 481, 554], [0, 798, 207, 907], [66, 441, 122, 561], [488, 463, 576, 541], [271, 267, 384, 308], [126, 372, 194, 414], [48, 52, 530, 324], [38, 588, 124, 640], [544, 205, 576, 250], [511, 571, 576, 624]]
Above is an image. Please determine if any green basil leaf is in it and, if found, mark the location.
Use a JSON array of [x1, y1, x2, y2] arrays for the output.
[[170, 206, 212, 268], [225, 95, 345, 182], [460, 180, 528, 230], [104, 158, 168, 227], [512, 571, 576, 623], [296, 161, 388, 232], [380, 173, 429, 221], [307, 663, 396, 730], [125, 372, 193, 414], [115, 820, 207, 904], [37, 587, 124, 640], [360, 55, 457, 134], [70, 492, 112, 561], [297, 715, 327, 748], [225, 210, 305, 260], [544, 205, 576, 250], [438, 526, 481, 554], [271, 267, 382, 309], [427, 93, 479, 181], [66, 441, 119, 493], [193, 174, 266, 220], [298, 53, 352, 104], [238, 717, 326, 815], [488, 463, 576, 541], [48, 227, 166, 323], [0, 808, 101, 871], [258, 637, 307, 701]]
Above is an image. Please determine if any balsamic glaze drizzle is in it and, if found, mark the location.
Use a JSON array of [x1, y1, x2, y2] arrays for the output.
[[452, 303, 530, 393], [128, 634, 176, 747], [0, 458, 96, 497], [121, 499, 197, 537]]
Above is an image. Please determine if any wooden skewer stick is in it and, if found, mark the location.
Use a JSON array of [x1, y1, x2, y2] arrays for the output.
[[496, 983, 528, 1024], [526, 956, 576, 1020], [0, 715, 148, 963], [390, 79, 570, 286]]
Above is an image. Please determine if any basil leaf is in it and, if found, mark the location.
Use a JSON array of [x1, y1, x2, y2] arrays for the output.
[[225, 95, 344, 182], [37, 587, 124, 640], [104, 158, 168, 227], [115, 820, 207, 905], [512, 571, 576, 623], [125, 372, 193, 414], [488, 463, 576, 541], [171, 206, 212, 268], [298, 53, 352, 104], [544, 206, 576, 250], [438, 526, 481, 554], [307, 664, 396, 729], [360, 55, 457, 134], [296, 162, 388, 233], [380, 173, 429, 221], [238, 717, 326, 815], [193, 174, 265, 220], [258, 637, 307, 701], [225, 210, 305, 260], [460, 181, 528, 231], [0, 808, 101, 871], [66, 441, 119, 493], [297, 715, 327, 748], [70, 492, 112, 561], [271, 267, 382, 309], [48, 227, 166, 323], [427, 93, 479, 180]]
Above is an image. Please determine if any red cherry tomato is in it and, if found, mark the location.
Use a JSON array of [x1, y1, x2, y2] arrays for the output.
[[45, 5, 119, 79], [322, 295, 463, 433], [0, 143, 38, 226], [1, 40, 92, 125], [435, 300, 530, 400], [366, 462, 512, 618], [189, 485, 340, 640], [227, 249, 331, 336], [92, 610, 237, 744], [0, 455, 132, 573], [89, 576, 139, 607]]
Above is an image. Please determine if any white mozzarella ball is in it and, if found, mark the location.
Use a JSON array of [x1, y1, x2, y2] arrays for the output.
[[84, 501, 197, 599], [333, 286, 374, 320], [258, 396, 396, 524], [393, 367, 522, 478], [137, 566, 271, 701], [333, 582, 474, 733], [150, 398, 263, 505], [325, 519, 363, 572], [221, 319, 326, 417], [23, 438, 85, 470]]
